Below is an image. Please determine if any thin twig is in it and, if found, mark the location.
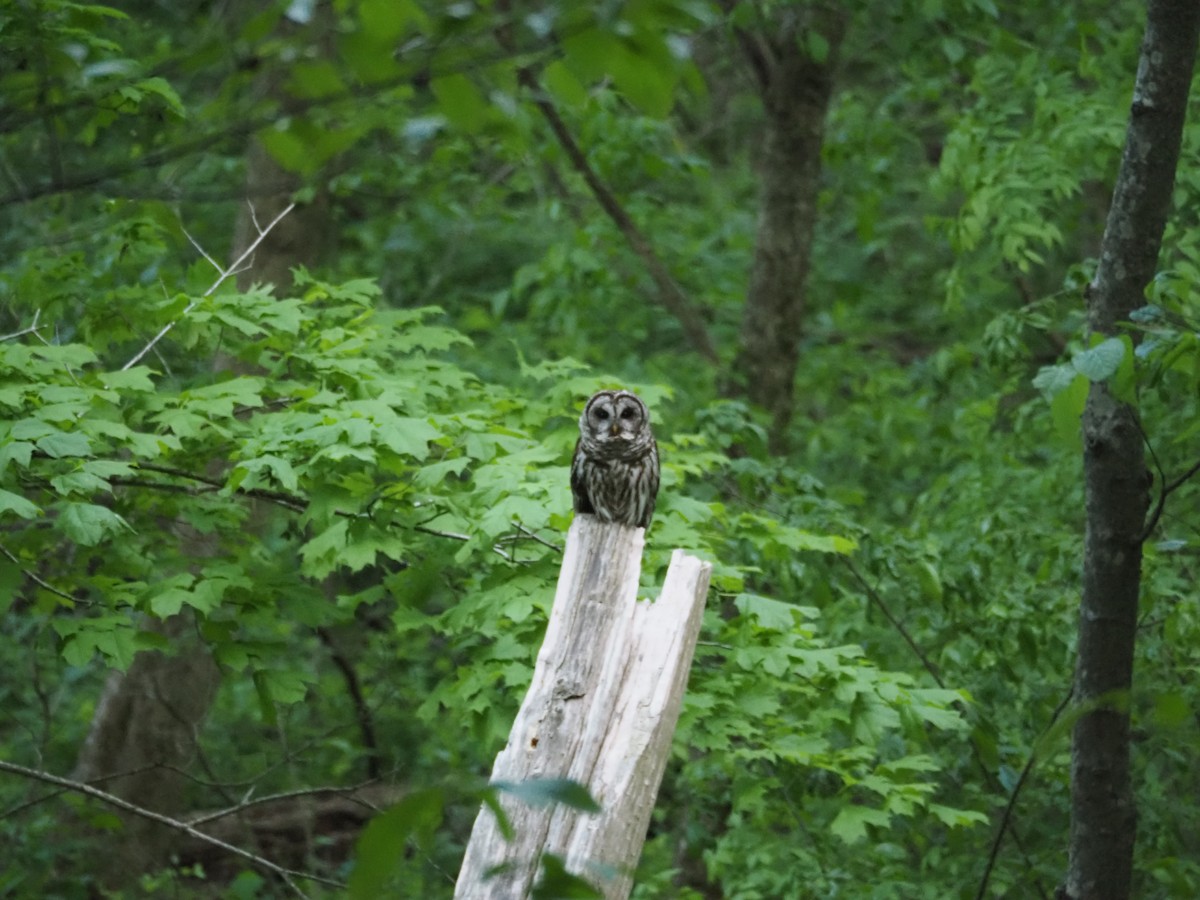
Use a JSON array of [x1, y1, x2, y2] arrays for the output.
[[0, 309, 41, 342], [841, 558, 943, 687], [248, 199, 264, 236], [0, 542, 88, 606], [182, 226, 224, 274], [509, 520, 563, 553], [186, 780, 381, 827], [121, 202, 295, 371], [975, 687, 1074, 900], [1140, 455, 1200, 542], [0, 759, 343, 897], [1, 762, 167, 820]]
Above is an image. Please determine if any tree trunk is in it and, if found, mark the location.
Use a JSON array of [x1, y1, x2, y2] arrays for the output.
[[726, 10, 846, 452], [454, 517, 711, 899], [230, 3, 333, 293], [1068, 3, 1199, 898], [73, 614, 221, 882], [231, 138, 331, 293]]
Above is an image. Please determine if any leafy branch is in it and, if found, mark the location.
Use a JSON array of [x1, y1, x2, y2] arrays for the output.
[[109, 463, 552, 563], [490, 0, 718, 364], [519, 73, 719, 364]]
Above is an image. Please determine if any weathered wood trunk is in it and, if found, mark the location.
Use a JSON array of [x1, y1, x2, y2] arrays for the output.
[[1068, 3, 1199, 898], [454, 517, 711, 899]]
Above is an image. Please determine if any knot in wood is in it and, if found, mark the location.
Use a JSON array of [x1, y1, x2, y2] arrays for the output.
[[553, 679, 586, 702]]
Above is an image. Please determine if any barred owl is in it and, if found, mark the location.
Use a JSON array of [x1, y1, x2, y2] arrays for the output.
[[571, 390, 660, 530]]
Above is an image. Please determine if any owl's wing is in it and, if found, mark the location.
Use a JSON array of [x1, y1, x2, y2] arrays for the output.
[[640, 436, 660, 529], [570, 439, 594, 514]]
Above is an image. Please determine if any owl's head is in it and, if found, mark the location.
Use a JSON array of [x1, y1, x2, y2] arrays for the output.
[[580, 390, 652, 447]]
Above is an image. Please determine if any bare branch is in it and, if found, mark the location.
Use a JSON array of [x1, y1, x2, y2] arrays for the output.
[[0, 758, 343, 897], [975, 687, 1074, 900], [842, 558, 943, 687], [182, 226, 225, 275], [186, 780, 382, 827], [1139, 452, 1200, 542], [248, 199, 264, 236], [508, 520, 563, 553], [0, 309, 41, 342], [121, 202, 295, 372], [0, 541, 89, 607]]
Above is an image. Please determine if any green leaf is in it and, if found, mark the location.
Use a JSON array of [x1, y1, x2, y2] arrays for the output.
[[300, 519, 350, 575], [542, 60, 590, 108], [59, 503, 131, 546], [1072, 336, 1126, 382], [0, 488, 39, 520], [532, 854, 603, 900], [1032, 362, 1077, 399], [101, 366, 156, 391], [804, 31, 831, 64], [0, 441, 34, 474], [348, 789, 444, 900], [927, 803, 989, 828], [734, 593, 805, 631], [135, 77, 186, 116], [1110, 334, 1137, 403], [1152, 692, 1189, 728], [150, 586, 192, 617], [493, 778, 601, 814], [358, 0, 428, 42], [1049, 372, 1089, 447], [10, 419, 56, 441], [288, 61, 346, 100], [37, 430, 92, 459], [235, 454, 299, 492], [258, 669, 310, 704], [378, 417, 440, 459], [432, 74, 489, 133], [776, 525, 857, 555], [829, 804, 890, 843]]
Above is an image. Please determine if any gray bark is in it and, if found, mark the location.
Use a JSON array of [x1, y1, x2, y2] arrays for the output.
[[1068, 3, 1199, 898]]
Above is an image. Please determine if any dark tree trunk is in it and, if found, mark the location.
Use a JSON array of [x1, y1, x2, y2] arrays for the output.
[[726, 10, 845, 453], [1068, 3, 1199, 898]]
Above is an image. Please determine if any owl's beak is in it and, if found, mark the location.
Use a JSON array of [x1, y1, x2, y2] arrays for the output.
[[610, 425, 620, 437]]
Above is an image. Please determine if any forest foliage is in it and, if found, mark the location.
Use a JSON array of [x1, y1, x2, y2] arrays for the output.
[[1, 1, 1199, 898]]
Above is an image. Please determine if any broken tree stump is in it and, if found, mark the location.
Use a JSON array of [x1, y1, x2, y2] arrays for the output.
[[454, 515, 711, 899]]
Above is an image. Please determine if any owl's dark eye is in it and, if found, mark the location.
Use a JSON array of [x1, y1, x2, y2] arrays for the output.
[[594, 408, 610, 421], [619, 406, 637, 420]]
